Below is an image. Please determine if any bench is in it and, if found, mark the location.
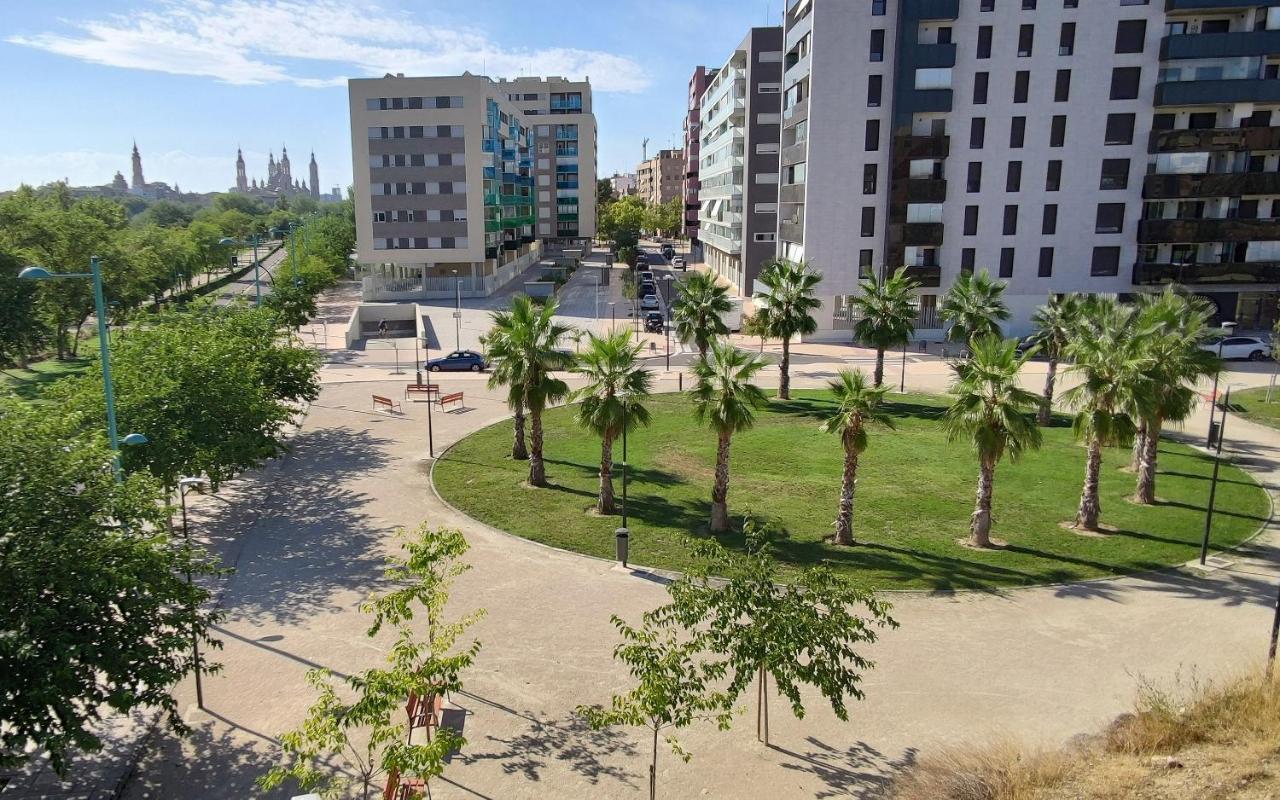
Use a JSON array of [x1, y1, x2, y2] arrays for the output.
[[372, 394, 402, 413], [439, 391, 465, 411], [405, 383, 440, 402]]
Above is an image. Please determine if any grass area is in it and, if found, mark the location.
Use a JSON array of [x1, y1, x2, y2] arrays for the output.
[[0, 356, 93, 401], [1229, 385, 1280, 431], [434, 391, 1269, 591]]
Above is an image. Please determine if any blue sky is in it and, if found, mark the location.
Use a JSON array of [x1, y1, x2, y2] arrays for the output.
[[0, 0, 782, 194]]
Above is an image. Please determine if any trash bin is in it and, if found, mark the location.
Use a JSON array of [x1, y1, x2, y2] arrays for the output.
[[615, 527, 630, 566], [1208, 420, 1221, 448]]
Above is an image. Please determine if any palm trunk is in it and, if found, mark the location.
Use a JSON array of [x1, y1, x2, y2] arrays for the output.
[[873, 348, 885, 387], [1130, 422, 1146, 472], [598, 435, 616, 514], [1134, 418, 1162, 505], [1038, 357, 1058, 426], [1076, 439, 1103, 530], [833, 439, 858, 546], [710, 430, 732, 533], [528, 407, 547, 487], [511, 404, 529, 460], [971, 454, 995, 547], [779, 337, 791, 400]]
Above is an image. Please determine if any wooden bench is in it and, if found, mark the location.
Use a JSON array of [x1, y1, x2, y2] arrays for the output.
[[404, 383, 440, 402], [439, 391, 465, 411], [372, 394, 402, 413]]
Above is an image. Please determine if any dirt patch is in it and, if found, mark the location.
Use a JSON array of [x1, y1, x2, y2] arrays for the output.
[[955, 536, 1009, 550], [658, 446, 714, 482]]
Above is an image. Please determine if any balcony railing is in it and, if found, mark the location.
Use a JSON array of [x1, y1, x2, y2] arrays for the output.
[[894, 134, 950, 160], [779, 220, 804, 245], [905, 178, 948, 203], [1161, 30, 1280, 60], [1155, 78, 1280, 107], [1166, 0, 1279, 11], [901, 222, 945, 247], [1138, 216, 1280, 242], [1143, 171, 1280, 198], [902, 265, 942, 288], [1133, 260, 1280, 285], [1149, 125, 1280, 152]]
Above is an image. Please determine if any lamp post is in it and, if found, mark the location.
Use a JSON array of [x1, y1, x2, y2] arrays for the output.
[[609, 302, 617, 333], [19, 258, 147, 480], [615, 397, 630, 568], [661, 274, 675, 371], [1200, 386, 1232, 565], [178, 476, 209, 710], [218, 234, 266, 307], [1206, 320, 1237, 445], [451, 268, 462, 351]]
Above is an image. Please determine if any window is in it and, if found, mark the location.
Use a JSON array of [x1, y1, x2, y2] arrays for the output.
[[1003, 205, 1018, 235], [1151, 113, 1176, 131], [981, 0, 994, 10], [1189, 111, 1218, 130], [784, 162, 806, 184], [754, 172, 780, 184], [1054, 69, 1071, 102], [1038, 247, 1054, 277], [861, 207, 875, 236], [1060, 22, 1076, 55], [868, 74, 882, 106], [970, 117, 986, 149], [964, 205, 979, 234], [1110, 67, 1141, 100], [1115, 19, 1147, 53], [754, 232, 777, 242], [1042, 204, 1058, 234], [967, 162, 982, 192], [1105, 113, 1136, 144], [1091, 246, 1121, 276], [754, 202, 778, 213], [872, 0, 886, 14], [1046, 160, 1062, 191], [1006, 161, 1022, 192], [1010, 116, 1026, 148], [756, 142, 780, 154], [961, 248, 976, 274], [859, 249, 874, 276], [977, 26, 992, 59], [863, 164, 878, 194], [1064, 0, 1077, 7], [1014, 71, 1030, 103], [758, 50, 784, 62], [870, 29, 885, 62], [1100, 158, 1130, 190], [1023, 0, 1036, 7], [938, 27, 953, 44], [865, 119, 880, 151], [756, 113, 781, 124], [1050, 115, 1066, 147], [915, 68, 953, 90], [999, 247, 1015, 278], [974, 72, 989, 104], [757, 83, 781, 94], [1096, 203, 1125, 233], [1018, 24, 1034, 57]]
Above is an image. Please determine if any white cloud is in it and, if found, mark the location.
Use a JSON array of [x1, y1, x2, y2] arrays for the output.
[[7, 0, 650, 93]]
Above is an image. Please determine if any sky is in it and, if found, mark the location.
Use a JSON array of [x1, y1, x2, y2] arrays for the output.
[[0, 0, 783, 194]]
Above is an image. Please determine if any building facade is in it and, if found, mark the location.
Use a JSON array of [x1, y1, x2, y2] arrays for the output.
[[609, 172, 637, 197], [698, 28, 784, 296], [637, 148, 685, 207], [779, 0, 1280, 338], [684, 66, 713, 257]]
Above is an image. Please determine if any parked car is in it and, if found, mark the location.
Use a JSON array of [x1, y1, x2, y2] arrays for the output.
[[635, 253, 649, 265], [640, 295, 660, 311], [1014, 334, 1041, 356], [426, 350, 487, 372], [1202, 335, 1272, 361], [672, 257, 686, 269], [639, 270, 655, 282], [639, 282, 657, 297], [662, 246, 675, 259], [645, 311, 664, 333]]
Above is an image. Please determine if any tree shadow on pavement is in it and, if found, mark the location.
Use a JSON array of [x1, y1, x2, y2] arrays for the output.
[[123, 715, 282, 800], [1051, 560, 1279, 607], [772, 736, 918, 799]]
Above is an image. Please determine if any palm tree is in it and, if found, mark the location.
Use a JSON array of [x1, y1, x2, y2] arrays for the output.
[[690, 338, 769, 533], [752, 259, 821, 400], [1029, 293, 1084, 426], [944, 335, 1043, 547], [483, 320, 528, 460], [940, 269, 1011, 346], [671, 270, 731, 360], [484, 295, 573, 487], [850, 267, 919, 387], [821, 369, 894, 546], [1062, 299, 1149, 531], [570, 330, 653, 514]]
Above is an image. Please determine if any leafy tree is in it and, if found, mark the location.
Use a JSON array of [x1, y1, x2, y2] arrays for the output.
[[263, 281, 318, 330], [940, 269, 1011, 346], [645, 197, 682, 238], [0, 249, 46, 366], [570, 330, 653, 514], [1029, 293, 1084, 426], [741, 313, 767, 352], [132, 200, 195, 229], [671, 271, 731, 360], [850, 267, 919, 387], [0, 397, 221, 775], [597, 177, 615, 210], [752, 259, 820, 400], [944, 335, 1043, 547], [212, 193, 268, 217], [821, 369, 894, 546], [690, 339, 769, 533], [599, 195, 647, 253]]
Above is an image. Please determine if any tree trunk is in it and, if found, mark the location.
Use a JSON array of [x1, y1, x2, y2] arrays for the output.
[[649, 724, 659, 800], [833, 441, 858, 545], [761, 668, 770, 746], [71, 320, 85, 358], [1076, 439, 1103, 530], [779, 336, 791, 400], [710, 430, 732, 533], [528, 408, 547, 487], [511, 404, 529, 460], [1134, 419, 1162, 504], [1038, 357, 1058, 426], [1130, 422, 1146, 472], [970, 455, 996, 547], [598, 435, 616, 514], [873, 348, 885, 387]]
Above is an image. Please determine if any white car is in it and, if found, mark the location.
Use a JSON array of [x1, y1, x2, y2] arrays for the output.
[[1202, 335, 1271, 361], [640, 295, 660, 311], [672, 257, 685, 268]]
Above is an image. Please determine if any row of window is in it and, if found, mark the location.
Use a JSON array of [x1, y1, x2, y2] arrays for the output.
[[373, 236, 469, 250], [958, 202, 1128, 236], [958, 158, 1132, 193], [364, 96, 464, 111], [370, 181, 466, 195], [853, 111, 1138, 153], [372, 209, 468, 224], [369, 153, 458, 168], [367, 125, 465, 140], [851, 244, 1122, 282]]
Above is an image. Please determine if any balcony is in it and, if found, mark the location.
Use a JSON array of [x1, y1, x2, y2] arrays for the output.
[[1155, 79, 1280, 107], [1133, 260, 1280, 285], [902, 222, 945, 246], [894, 134, 950, 160], [1150, 125, 1280, 152], [906, 178, 948, 203], [914, 0, 959, 19], [902, 265, 942, 288], [1161, 30, 1280, 60], [557, 213, 579, 221], [914, 43, 957, 69], [783, 97, 809, 123], [779, 183, 806, 204], [1138, 216, 1280, 242], [700, 228, 742, 255], [484, 219, 501, 233], [779, 220, 804, 244], [782, 141, 807, 167], [483, 192, 500, 206], [1166, 0, 1280, 11], [1143, 171, 1280, 198], [500, 193, 531, 205]]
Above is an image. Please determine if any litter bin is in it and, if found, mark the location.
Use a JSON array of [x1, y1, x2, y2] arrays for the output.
[[1208, 420, 1221, 448], [615, 527, 630, 567]]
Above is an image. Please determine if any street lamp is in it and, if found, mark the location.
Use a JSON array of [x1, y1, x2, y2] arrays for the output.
[[450, 268, 462, 351], [609, 302, 617, 332], [19, 259, 147, 480], [615, 395, 631, 569], [178, 475, 209, 710], [661, 274, 676, 371], [1206, 320, 1238, 445], [218, 233, 268, 306]]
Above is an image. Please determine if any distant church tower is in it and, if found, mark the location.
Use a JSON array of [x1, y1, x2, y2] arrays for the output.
[[235, 148, 248, 192], [268, 151, 277, 182], [309, 152, 320, 198], [130, 141, 145, 190], [280, 146, 292, 184]]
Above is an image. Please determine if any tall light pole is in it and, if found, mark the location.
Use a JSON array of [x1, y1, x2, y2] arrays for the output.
[[178, 475, 209, 710], [19, 258, 148, 480], [661, 274, 675, 371], [451, 268, 462, 351], [615, 397, 630, 569], [1207, 320, 1237, 444], [1200, 386, 1232, 565]]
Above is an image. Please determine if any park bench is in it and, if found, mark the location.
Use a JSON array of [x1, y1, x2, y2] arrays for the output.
[[404, 383, 440, 402], [439, 391, 465, 411], [372, 394, 402, 414]]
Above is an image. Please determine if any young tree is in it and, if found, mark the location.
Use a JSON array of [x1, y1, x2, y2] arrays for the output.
[[944, 335, 1043, 547], [690, 339, 769, 533], [940, 269, 1011, 346], [752, 259, 821, 400], [741, 313, 767, 352], [821, 369, 894, 546], [1029, 293, 1084, 426], [850, 267, 919, 387], [571, 330, 654, 514], [263, 282, 318, 330], [0, 249, 46, 366], [597, 177, 616, 210], [600, 195, 647, 253], [671, 271, 731, 361]]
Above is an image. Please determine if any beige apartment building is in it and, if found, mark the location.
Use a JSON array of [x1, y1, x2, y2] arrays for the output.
[[636, 148, 685, 206]]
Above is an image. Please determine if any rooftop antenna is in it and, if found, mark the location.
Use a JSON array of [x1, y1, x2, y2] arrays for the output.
[[642, 137, 649, 162]]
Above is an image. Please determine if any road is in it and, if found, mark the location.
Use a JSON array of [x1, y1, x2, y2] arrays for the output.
[[212, 246, 291, 307]]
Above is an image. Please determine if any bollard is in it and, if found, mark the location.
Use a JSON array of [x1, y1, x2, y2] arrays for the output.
[[678, 372, 683, 391], [615, 527, 630, 568]]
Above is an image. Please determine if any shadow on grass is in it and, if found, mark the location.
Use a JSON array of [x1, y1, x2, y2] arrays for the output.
[[774, 737, 919, 800]]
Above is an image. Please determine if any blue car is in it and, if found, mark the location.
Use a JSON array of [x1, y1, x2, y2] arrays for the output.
[[426, 350, 487, 372]]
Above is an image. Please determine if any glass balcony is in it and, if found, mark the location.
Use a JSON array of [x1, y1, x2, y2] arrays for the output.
[[1143, 171, 1280, 198], [557, 212, 579, 221], [1138, 217, 1280, 242], [483, 192, 500, 206], [484, 219, 502, 232], [1134, 260, 1280, 284], [1149, 125, 1280, 152]]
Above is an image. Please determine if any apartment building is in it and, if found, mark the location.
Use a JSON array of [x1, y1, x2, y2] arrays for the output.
[[684, 66, 713, 258], [779, 0, 1280, 338], [637, 148, 685, 207], [609, 172, 637, 196], [503, 76, 598, 248], [698, 28, 784, 296]]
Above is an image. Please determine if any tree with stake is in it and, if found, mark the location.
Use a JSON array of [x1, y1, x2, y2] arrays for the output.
[[940, 269, 1011, 346], [671, 270, 731, 360], [944, 335, 1043, 547], [752, 259, 821, 400], [822, 369, 894, 546], [1029, 292, 1084, 426], [850, 267, 919, 387], [571, 330, 653, 514]]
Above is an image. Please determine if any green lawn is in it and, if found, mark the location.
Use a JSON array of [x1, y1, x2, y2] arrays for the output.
[[1230, 385, 1280, 431], [0, 357, 92, 401], [435, 391, 1270, 591]]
